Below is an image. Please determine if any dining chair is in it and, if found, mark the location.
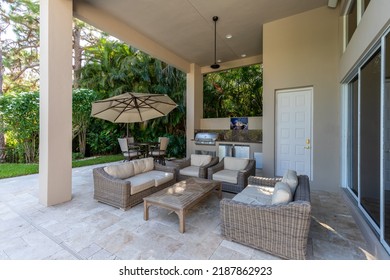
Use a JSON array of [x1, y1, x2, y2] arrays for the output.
[[118, 138, 142, 161], [149, 137, 169, 165]]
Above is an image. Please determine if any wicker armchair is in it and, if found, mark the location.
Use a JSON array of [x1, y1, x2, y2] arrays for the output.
[[175, 154, 219, 181], [207, 157, 255, 193], [220, 175, 311, 259]]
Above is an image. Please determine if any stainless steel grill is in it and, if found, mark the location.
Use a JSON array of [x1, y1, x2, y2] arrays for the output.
[[194, 132, 219, 145]]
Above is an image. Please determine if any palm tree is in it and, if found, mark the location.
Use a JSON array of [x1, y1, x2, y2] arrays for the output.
[[79, 38, 187, 157]]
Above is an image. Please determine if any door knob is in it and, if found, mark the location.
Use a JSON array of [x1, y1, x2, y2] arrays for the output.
[[305, 138, 311, 149]]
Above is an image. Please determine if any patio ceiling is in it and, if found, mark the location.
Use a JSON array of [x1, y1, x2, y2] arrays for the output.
[[73, 0, 331, 71]]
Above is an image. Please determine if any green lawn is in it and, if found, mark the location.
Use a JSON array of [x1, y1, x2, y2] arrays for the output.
[[0, 154, 123, 179]]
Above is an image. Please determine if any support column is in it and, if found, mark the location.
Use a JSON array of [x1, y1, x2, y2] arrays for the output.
[[186, 63, 203, 156], [39, 0, 73, 206]]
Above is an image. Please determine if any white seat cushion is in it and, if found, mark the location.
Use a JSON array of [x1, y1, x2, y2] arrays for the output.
[[123, 151, 139, 158], [212, 169, 239, 184], [242, 185, 274, 199], [150, 150, 166, 156], [190, 154, 212, 167], [179, 166, 200, 177], [224, 157, 249, 171], [143, 170, 174, 186], [232, 185, 273, 205], [126, 174, 155, 195], [272, 182, 292, 205], [103, 162, 134, 179], [281, 169, 298, 194]]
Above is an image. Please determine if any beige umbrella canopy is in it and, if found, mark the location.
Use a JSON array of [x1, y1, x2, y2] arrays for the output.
[[91, 92, 178, 135]]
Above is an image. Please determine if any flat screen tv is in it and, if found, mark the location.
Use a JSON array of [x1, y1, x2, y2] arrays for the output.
[[230, 117, 248, 130]]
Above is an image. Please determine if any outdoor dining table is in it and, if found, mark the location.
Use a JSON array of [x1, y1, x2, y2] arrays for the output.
[[133, 142, 159, 158]]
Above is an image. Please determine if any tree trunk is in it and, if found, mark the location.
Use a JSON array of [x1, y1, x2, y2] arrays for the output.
[[0, 26, 6, 150], [73, 22, 82, 89], [78, 126, 87, 157]]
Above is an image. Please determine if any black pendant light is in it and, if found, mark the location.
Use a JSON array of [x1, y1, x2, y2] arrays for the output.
[[210, 16, 220, 69]]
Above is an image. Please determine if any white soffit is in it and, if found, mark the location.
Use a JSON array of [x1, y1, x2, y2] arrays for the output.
[[74, 0, 329, 68]]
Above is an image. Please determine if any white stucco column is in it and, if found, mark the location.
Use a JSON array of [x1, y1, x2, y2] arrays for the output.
[[39, 0, 73, 206], [186, 63, 203, 156]]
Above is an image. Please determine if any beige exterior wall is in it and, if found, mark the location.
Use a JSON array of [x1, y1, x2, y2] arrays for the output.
[[200, 117, 262, 130], [339, 0, 390, 186], [340, 0, 390, 81], [263, 6, 341, 191], [186, 64, 204, 155]]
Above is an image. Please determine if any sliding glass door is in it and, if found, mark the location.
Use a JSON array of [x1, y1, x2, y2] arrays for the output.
[[346, 32, 390, 254], [384, 33, 390, 246], [360, 49, 381, 226], [347, 77, 359, 196]]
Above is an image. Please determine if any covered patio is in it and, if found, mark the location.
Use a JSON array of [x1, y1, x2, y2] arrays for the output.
[[0, 163, 380, 260], [32, 0, 390, 259]]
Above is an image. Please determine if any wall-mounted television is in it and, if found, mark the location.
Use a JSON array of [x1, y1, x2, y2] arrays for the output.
[[230, 117, 248, 130]]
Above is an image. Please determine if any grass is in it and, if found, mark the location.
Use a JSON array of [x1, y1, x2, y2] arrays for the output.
[[0, 163, 39, 179], [71, 154, 123, 168], [0, 154, 123, 179]]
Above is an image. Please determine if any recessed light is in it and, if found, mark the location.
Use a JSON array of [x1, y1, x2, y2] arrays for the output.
[[217, 59, 222, 63], [241, 54, 247, 58], [225, 34, 233, 39]]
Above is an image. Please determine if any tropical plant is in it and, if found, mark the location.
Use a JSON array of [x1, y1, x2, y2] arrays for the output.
[[203, 64, 263, 118], [0, 0, 40, 94], [0, 91, 39, 163], [1, 0, 40, 151], [86, 120, 122, 156], [79, 39, 187, 158]]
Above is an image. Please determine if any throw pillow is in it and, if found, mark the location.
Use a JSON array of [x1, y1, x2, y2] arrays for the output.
[[133, 158, 146, 175], [143, 157, 154, 172], [104, 161, 134, 179], [271, 182, 292, 205], [224, 157, 249, 171], [190, 154, 212, 167], [281, 169, 298, 194]]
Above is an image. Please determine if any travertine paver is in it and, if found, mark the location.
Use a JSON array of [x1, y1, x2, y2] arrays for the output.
[[0, 163, 380, 260]]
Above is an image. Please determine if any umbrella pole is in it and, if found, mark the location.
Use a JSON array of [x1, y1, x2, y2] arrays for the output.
[[126, 123, 129, 138]]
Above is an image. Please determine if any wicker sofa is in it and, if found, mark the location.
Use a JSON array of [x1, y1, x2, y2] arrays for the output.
[[93, 157, 177, 210], [220, 173, 311, 259]]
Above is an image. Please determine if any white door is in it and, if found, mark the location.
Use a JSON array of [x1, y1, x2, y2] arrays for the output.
[[276, 87, 312, 178]]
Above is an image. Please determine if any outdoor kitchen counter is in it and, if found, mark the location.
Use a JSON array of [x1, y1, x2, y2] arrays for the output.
[[190, 139, 262, 143], [216, 141, 262, 159], [216, 140, 262, 144], [189, 140, 262, 160]]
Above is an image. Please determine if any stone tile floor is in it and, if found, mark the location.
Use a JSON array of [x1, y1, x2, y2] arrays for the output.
[[0, 162, 383, 260]]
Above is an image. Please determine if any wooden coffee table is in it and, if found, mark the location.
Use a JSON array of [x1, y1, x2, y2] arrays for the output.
[[143, 177, 222, 233]]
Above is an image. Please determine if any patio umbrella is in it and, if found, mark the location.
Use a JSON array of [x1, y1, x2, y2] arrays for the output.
[[91, 92, 177, 136]]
